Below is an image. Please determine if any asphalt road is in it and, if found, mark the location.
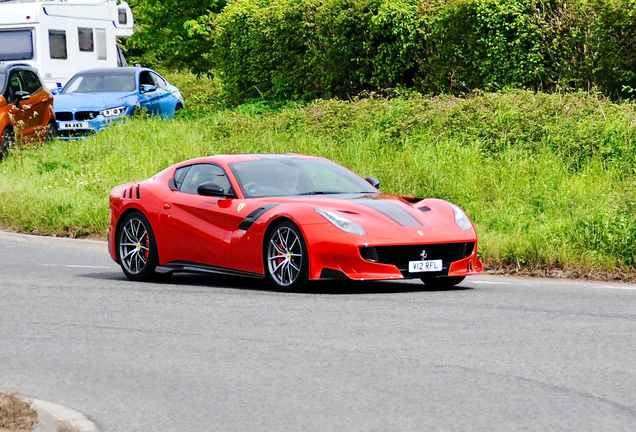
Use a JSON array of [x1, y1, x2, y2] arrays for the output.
[[1, 231, 635, 432]]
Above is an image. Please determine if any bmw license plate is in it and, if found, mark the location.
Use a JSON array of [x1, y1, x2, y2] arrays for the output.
[[408, 259, 443, 273], [59, 121, 89, 130]]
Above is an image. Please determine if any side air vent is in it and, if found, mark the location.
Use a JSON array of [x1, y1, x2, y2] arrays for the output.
[[136, 185, 140, 199], [359, 246, 379, 262]]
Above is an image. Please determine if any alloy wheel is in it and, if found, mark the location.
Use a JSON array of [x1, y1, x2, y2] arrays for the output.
[[119, 216, 151, 275], [267, 224, 305, 287]]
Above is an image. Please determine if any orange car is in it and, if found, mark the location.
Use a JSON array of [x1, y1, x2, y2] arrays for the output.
[[0, 63, 56, 159]]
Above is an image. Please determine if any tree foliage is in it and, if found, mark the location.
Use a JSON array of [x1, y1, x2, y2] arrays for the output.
[[126, 0, 636, 102]]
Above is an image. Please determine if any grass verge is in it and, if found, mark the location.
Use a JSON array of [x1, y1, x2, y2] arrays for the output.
[[0, 89, 634, 280]]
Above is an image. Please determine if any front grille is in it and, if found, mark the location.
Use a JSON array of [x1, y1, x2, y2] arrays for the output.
[[363, 242, 475, 274], [75, 111, 99, 121], [56, 112, 73, 121]]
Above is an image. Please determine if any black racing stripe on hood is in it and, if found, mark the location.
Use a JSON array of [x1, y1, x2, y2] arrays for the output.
[[238, 203, 281, 231], [359, 201, 422, 227], [358, 202, 405, 227], [385, 202, 423, 226]]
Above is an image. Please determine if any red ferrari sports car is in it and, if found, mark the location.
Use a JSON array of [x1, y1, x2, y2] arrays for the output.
[[108, 154, 482, 290]]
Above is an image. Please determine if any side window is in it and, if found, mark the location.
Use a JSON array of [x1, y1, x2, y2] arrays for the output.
[[173, 166, 190, 190], [179, 164, 233, 196], [150, 72, 167, 88], [96, 28, 106, 60], [5, 71, 25, 101], [23, 70, 42, 94], [139, 72, 154, 86], [49, 30, 67, 59], [78, 28, 94, 52]]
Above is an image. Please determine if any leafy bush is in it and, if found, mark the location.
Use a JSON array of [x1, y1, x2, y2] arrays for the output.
[[127, 0, 636, 102]]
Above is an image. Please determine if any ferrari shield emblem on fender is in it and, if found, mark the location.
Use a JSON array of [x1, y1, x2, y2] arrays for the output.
[[237, 203, 246, 212]]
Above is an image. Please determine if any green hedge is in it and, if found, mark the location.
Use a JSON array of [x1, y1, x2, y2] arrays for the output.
[[194, 0, 636, 101]]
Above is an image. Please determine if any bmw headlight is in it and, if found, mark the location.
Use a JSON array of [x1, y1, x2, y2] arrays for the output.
[[315, 207, 366, 235], [449, 203, 473, 231], [100, 106, 127, 117]]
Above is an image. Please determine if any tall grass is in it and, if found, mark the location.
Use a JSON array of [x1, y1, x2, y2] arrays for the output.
[[1, 90, 635, 272]]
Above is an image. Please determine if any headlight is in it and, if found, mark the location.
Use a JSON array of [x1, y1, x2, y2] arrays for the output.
[[449, 203, 472, 231], [315, 207, 366, 235], [100, 106, 127, 117]]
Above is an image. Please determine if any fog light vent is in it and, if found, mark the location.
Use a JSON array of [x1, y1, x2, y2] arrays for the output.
[[360, 246, 379, 263]]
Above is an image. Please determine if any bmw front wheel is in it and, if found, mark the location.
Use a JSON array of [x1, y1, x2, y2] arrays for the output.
[[117, 211, 158, 281], [265, 221, 309, 291]]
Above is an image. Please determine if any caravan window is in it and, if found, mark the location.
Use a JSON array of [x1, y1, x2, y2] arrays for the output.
[[96, 28, 107, 60], [118, 8, 128, 25], [0, 29, 34, 61], [49, 30, 67, 59], [78, 28, 94, 52]]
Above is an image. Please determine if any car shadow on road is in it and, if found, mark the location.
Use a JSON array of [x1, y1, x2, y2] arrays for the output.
[[79, 271, 473, 295]]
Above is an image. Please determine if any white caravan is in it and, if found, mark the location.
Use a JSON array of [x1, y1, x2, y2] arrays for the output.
[[0, 0, 134, 89]]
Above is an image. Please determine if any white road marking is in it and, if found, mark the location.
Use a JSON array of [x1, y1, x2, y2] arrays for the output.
[[471, 279, 636, 290], [43, 264, 113, 269]]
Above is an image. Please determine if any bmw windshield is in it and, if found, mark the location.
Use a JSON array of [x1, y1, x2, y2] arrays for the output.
[[62, 73, 135, 93], [230, 157, 379, 198]]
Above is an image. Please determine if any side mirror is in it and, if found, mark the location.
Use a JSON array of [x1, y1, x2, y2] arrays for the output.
[[14, 90, 30, 105], [198, 181, 230, 197], [140, 84, 156, 94], [365, 176, 380, 189], [51, 87, 61, 95]]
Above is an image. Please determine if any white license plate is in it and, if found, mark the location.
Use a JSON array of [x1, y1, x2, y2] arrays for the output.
[[59, 121, 89, 130], [408, 259, 443, 273]]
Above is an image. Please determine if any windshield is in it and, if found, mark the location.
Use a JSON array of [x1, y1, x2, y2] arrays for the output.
[[230, 157, 379, 198], [0, 29, 34, 61], [62, 73, 135, 93]]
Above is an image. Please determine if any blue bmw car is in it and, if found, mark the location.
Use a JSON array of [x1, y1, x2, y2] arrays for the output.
[[53, 67, 184, 138]]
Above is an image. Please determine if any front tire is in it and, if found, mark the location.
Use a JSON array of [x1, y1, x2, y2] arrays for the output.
[[117, 211, 158, 281], [265, 221, 309, 291], [1, 127, 15, 160], [45, 121, 57, 141], [421, 276, 465, 288]]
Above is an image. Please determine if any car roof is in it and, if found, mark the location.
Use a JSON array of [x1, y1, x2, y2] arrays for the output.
[[173, 153, 326, 167], [70, 67, 149, 76], [0, 63, 39, 74]]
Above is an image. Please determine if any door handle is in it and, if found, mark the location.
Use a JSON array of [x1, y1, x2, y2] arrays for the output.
[[163, 203, 171, 210]]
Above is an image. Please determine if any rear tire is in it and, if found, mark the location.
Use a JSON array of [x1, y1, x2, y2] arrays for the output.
[[421, 276, 465, 288], [1, 127, 15, 160], [117, 211, 158, 281], [264, 221, 309, 291]]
